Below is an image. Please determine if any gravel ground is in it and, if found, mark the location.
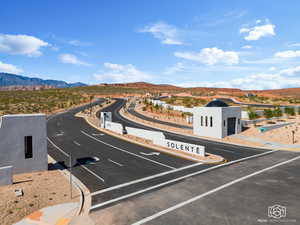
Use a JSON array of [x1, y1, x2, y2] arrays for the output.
[[0, 167, 79, 225], [136, 104, 192, 127]]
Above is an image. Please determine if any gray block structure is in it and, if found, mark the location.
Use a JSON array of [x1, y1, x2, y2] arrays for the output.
[[0, 114, 48, 175], [193, 100, 242, 139], [0, 166, 13, 186]]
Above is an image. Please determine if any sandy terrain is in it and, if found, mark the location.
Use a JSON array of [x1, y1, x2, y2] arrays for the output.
[[0, 167, 79, 225], [228, 116, 300, 146], [135, 104, 192, 127], [127, 101, 300, 149]]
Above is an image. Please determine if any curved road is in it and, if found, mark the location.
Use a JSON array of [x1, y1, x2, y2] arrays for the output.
[[104, 98, 270, 161], [47, 99, 209, 210], [47, 98, 276, 212]]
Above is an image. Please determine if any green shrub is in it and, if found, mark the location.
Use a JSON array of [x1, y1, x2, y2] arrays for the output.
[[248, 110, 259, 120], [263, 109, 273, 119]]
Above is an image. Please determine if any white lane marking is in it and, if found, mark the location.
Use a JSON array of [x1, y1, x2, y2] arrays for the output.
[[91, 150, 276, 209], [47, 137, 105, 183], [140, 152, 160, 156], [80, 130, 176, 170], [73, 141, 81, 146], [47, 137, 69, 157], [92, 133, 105, 136], [55, 131, 64, 137], [108, 159, 123, 167], [81, 165, 105, 183], [91, 162, 202, 197], [132, 154, 300, 225]]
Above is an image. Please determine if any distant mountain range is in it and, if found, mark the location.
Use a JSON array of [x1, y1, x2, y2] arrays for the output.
[[0, 73, 87, 89]]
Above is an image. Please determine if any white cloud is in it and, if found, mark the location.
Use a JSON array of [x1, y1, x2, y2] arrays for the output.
[[274, 50, 300, 58], [178, 73, 300, 90], [0, 34, 49, 56], [139, 21, 183, 45], [164, 62, 185, 74], [287, 43, 300, 47], [93, 63, 152, 83], [0, 61, 23, 74], [269, 66, 276, 71], [59, 53, 90, 66], [241, 45, 252, 49], [68, 40, 91, 46], [280, 66, 300, 76], [256, 19, 262, 24], [240, 20, 275, 41], [174, 47, 239, 65], [178, 64, 300, 90]]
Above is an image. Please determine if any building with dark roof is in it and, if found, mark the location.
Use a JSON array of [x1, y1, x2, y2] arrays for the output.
[[206, 99, 229, 107], [193, 100, 241, 138]]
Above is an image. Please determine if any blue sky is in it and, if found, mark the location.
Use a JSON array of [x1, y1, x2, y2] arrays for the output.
[[1, 0, 300, 89]]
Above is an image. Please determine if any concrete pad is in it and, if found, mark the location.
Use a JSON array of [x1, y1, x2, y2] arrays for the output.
[[14, 202, 79, 225]]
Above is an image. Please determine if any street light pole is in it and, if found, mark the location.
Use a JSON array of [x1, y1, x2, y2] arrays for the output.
[[69, 153, 72, 199], [292, 130, 295, 144]]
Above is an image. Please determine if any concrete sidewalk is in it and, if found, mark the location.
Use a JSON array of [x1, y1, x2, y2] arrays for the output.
[[233, 134, 300, 149], [14, 203, 94, 225]]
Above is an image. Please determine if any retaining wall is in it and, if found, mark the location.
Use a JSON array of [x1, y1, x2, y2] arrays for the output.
[[105, 121, 124, 134], [125, 127, 165, 141]]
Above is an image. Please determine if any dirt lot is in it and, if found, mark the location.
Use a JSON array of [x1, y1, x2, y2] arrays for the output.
[[0, 166, 79, 225], [228, 116, 300, 146], [136, 104, 192, 127]]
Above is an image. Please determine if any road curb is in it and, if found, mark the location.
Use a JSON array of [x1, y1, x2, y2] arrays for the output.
[[121, 107, 277, 151], [126, 109, 300, 152], [79, 110, 224, 164], [47, 155, 91, 216]]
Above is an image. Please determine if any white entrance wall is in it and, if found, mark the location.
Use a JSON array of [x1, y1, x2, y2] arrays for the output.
[[0, 114, 47, 175]]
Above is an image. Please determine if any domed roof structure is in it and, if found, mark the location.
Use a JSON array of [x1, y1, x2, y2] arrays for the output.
[[206, 100, 229, 107]]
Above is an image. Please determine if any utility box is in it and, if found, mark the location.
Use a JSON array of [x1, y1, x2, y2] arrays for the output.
[[100, 112, 112, 128], [0, 166, 13, 186]]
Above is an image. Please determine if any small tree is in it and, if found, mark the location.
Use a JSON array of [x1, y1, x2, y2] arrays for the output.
[[263, 109, 273, 119], [154, 104, 159, 112], [285, 107, 295, 116], [248, 111, 259, 120], [273, 107, 282, 117]]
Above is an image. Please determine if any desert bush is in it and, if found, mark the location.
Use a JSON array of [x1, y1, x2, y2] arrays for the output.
[[248, 109, 259, 120], [273, 107, 283, 117], [263, 109, 273, 119], [285, 107, 295, 116]]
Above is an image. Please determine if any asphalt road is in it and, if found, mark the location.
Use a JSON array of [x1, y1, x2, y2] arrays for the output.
[[47, 99, 203, 210], [47, 98, 284, 214], [103, 98, 270, 161], [90, 150, 300, 225], [47, 98, 299, 225]]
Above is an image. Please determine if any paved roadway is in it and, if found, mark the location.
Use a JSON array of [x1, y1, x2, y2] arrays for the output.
[[46, 98, 299, 225], [102, 98, 270, 161], [90, 150, 300, 225], [47, 99, 207, 211], [48, 98, 293, 218]]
